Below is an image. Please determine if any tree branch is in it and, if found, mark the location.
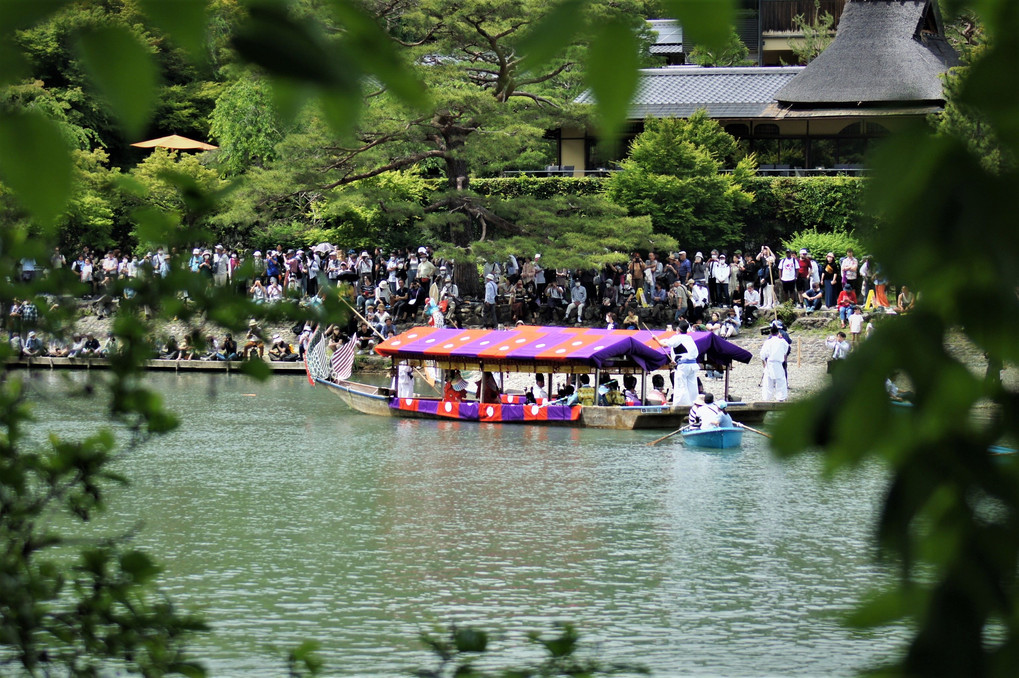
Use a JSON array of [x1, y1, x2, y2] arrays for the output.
[[322, 149, 449, 189]]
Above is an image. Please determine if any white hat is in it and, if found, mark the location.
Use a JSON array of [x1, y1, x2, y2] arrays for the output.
[[800, 248, 809, 255], [253, 250, 261, 256], [486, 273, 495, 280], [272, 334, 283, 343], [418, 247, 428, 254], [192, 248, 200, 254], [216, 244, 224, 249], [534, 253, 541, 259]]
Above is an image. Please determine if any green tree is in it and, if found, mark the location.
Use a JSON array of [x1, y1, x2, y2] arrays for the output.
[[209, 74, 284, 175], [687, 27, 753, 66], [607, 113, 755, 248], [789, 0, 835, 65]]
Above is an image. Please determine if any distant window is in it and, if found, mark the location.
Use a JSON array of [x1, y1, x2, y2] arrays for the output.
[[838, 121, 889, 137], [754, 123, 780, 137], [725, 124, 750, 138]]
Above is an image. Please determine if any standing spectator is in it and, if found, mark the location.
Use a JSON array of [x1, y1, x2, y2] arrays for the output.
[[483, 273, 498, 329], [644, 252, 662, 297], [629, 252, 645, 299], [690, 252, 708, 287], [841, 248, 860, 295], [533, 254, 546, 296], [20, 257, 37, 283], [50, 247, 66, 273], [713, 255, 731, 306], [676, 251, 691, 284], [18, 298, 38, 332], [848, 306, 865, 344], [778, 249, 798, 304], [796, 249, 811, 306], [668, 279, 689, 324], [689, 280, 709, 323], [859, 255, 874, 301], [252, 250, 267, 284], [821, 252, 841, 309]]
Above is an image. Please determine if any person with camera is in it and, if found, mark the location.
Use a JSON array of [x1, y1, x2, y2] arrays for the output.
[[628, 252, 645, 296]]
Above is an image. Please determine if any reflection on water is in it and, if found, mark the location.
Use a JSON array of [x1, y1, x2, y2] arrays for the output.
[[23, 371, 905, 676]]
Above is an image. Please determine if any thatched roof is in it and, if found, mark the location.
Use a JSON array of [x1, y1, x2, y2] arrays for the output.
[[775, 0, 958, 106]]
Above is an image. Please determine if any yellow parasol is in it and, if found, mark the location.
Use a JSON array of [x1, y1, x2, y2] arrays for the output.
[[130, 134, 218, 151]]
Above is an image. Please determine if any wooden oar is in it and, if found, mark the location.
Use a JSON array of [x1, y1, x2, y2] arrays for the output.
[[648, 427, 685, 447], [737, 422, 772, 439]]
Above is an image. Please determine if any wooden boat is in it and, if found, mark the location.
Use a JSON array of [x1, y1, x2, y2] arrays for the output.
[[306, 326, 783, 430], [679, 425, 744, 449]]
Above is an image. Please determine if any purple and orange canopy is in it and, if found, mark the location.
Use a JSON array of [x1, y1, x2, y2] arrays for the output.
[[374, 326, 751, 372]]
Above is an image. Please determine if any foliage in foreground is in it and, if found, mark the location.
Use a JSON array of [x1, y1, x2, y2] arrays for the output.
[[0, 0, 1018, 676], [416, 623, 648, 677]]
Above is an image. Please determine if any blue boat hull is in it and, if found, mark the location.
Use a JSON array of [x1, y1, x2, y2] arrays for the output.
[[679, 426, 744, 449]]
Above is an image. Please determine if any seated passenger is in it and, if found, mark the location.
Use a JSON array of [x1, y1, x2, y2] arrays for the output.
[[623, 374, 641, 405], [443, 369, 468, 402], [647, 374, 669, 405], [689, 392, 724, 429], [577, 374, 596, 406], [478, 371, 502, 403]]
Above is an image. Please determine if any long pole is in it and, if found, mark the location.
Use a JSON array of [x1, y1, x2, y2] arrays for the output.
[[339, 296, 441, 395]]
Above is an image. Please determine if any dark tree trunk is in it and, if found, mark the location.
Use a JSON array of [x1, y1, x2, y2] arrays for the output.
[[444, 153, 482, 298]]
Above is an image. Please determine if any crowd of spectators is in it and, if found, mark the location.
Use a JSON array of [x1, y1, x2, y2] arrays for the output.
[[9, 241, 914, 361]]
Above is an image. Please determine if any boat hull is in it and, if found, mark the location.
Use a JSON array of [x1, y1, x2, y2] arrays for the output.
[[316, 379, 781, 430], [679, 426, 744, 449]]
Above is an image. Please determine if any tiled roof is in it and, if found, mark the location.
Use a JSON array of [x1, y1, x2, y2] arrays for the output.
[[648, 19, 683, 46], [576, 67, 805, 119]]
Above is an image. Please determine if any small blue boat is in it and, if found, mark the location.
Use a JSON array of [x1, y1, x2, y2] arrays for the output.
[[680, 425, 744, 449]]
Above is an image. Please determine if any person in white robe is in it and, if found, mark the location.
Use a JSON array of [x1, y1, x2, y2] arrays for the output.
[[760, 326, 791, 401], [658, 320, 700, 406], [396, 363, 415, 399]]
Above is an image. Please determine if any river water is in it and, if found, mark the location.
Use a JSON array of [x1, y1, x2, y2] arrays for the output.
[[24, 370, 906, 676]]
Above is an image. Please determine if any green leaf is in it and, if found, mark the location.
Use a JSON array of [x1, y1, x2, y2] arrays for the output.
[[120, 550, 161, 584], [661, 0, 736, 52], [0, 40, 30, 85], [76, 25, 158, 138], [585, 18, 639, 147], [325, 0, 429, 109], [0, 110, 72, 227], [0, 0, 71, 34], [453, 627, 488, 653], [232, 3, 359, 90], [239, 358, 272, 381], [131, 207, 179, 249], [139, 0, 209, 63], [517, 0, 587, 75]]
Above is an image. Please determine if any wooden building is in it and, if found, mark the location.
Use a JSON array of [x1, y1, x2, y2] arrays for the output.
[[556, 0, 956, 175]]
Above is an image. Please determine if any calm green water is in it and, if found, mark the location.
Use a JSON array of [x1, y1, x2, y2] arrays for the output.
[[23, 371, 905, 676]]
